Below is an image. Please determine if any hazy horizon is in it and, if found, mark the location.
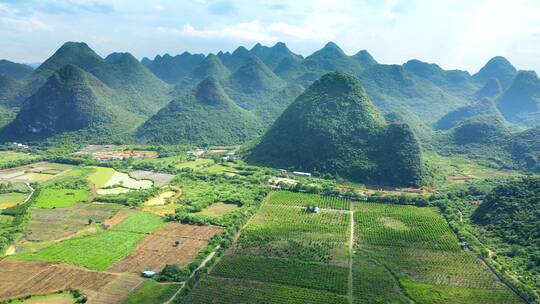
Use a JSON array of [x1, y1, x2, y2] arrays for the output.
[[1, 0, 539, 74]]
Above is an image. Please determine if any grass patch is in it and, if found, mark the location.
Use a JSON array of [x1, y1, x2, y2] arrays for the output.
[[175, 159, 214, 170], [33, 188, 90, 209], [112, 211, 165, 234], [15, 230, 145, 271], [0, 193, 28, 208], [88, 166, 116, 188], [198, 202, 239, 216], [123, 280, 179, 304], [15, 211, 164, 270]]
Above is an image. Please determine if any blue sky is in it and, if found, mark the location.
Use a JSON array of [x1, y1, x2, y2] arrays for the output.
[[0, 0, 539, 74]]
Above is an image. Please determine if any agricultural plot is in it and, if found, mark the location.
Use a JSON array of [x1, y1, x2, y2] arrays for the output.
[[175, 159, 214, 170], [179, 276, 349, 304], [130, 170, 175, 186], [144, 190, 177, 206], [24, 203, 125, 242], [123, 280, 180, 304], [269, 191, 351, 210], [33, 188, 90, 209], [183, 193, 352, 303], [97, 187, 131, 195], [198, 202, 239, 216], [237, 203, 350, 263], [0, 162, 72, 184], [353, 203, 522, 304], [0, 259, 117, 301], [104, 171, 153, 189], [88, 166, 116, 188], [0, 151, 39, 168], [109, 222, 223, 273], [15, 211, 165, 271], [0, 192, 28, 209]]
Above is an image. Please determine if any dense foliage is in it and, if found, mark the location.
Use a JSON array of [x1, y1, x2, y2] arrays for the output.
[[247, 72, 425, 186], [472, 177, 540, 247]]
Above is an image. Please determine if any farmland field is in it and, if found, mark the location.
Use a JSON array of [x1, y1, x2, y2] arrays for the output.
[[25, 203, 125, 242], [88, 166, 116, 188], [269, 191, 351, 210], [181, 192, 352, 303], [15, 211, 165, 271], [175, 159, 214, 170], [130, 170, 175, 186], [0, 192, 28, 209], [104, 171, 153, 189], [0, 151, 39, 168], [109, 222, 222, 273], [0, 259, 117, 301], [123, 280, 180, 304], [144, 190, 176, 206], [353, 203, 522, 304], [180, 192, 522, 304], [198, 202, 239, 216], [33, 188, 90, 209]]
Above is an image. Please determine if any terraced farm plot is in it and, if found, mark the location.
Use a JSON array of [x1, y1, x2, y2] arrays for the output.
[[0, 162, 73, 184], [353, 203, 522, 304], [25, 203, 125, 241], [0, 192, 27, 209], [16, 211, 165, 271], [109, 223, 223, 273], [269, 191, 351, 210], [0, 259, 117, 302]]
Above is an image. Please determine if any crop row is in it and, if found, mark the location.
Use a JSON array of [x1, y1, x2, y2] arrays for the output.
[[178, 276, 349, 304], [354, 203, 460, 251], [269, 191, 351, 210], [211, 254, 349, 294]]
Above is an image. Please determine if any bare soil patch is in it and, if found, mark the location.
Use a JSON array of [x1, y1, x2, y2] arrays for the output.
[[0, 260, 116, 301], [108, 223, 223, 273]]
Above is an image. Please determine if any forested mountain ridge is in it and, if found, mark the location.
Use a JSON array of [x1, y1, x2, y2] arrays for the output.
[[246, 72, 425, 186]]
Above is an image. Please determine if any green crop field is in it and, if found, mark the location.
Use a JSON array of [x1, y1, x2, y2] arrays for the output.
[[212, 254, 349, 294], [87, 166, 116, 188], [0, 151, 39, 168], [175, 159, 214, 170], [124, 280, 180, 304], [15, 211, 165, 270], [15, 230, 145, 270], [33, 188, 90, 209], [179, 193, 522, 304], [113, 211, 165, 233], [269, 191, 351, 210], [179, 276, 349, 304], [180, 192, 352, 303], [353, 203, 522, 304]]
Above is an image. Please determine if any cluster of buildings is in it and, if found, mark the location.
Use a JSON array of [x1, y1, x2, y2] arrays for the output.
[[91, 151, 159, 161]]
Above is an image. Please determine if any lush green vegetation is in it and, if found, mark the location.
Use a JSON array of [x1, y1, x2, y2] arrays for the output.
[[15, 211, 164, 270], [123, 280, 180, 304], [247, 72, 425, 187], [137, 77, 263, 145], [212, 254, 349, 294], [178, 276, 349, 304], [353, 202, 522, 304], [269, 191, 351, 210], [33, 188, 89, 209]]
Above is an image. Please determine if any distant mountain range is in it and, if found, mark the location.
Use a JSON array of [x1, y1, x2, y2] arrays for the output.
[[0, 40, 539, 180]]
